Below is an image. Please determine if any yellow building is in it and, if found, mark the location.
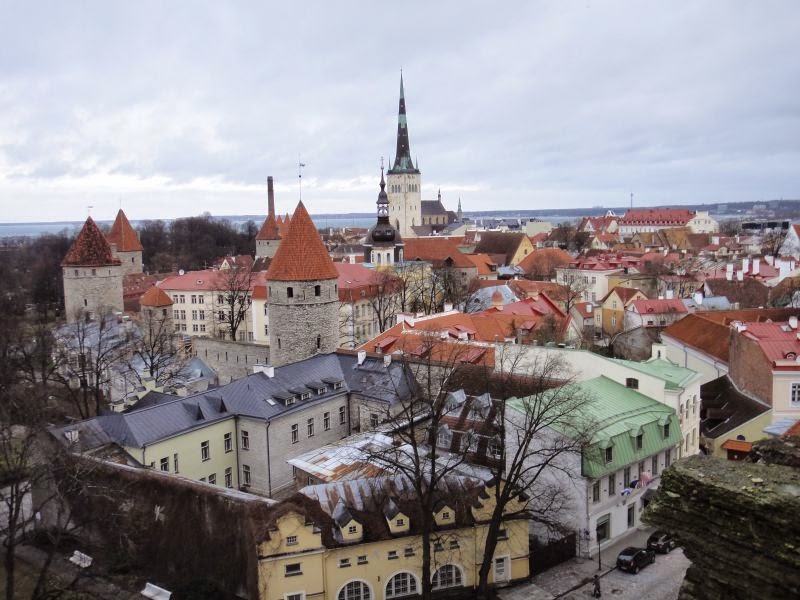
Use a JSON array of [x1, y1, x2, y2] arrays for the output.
[[597, 286, 646, 338], [257, 478, 530, 600]]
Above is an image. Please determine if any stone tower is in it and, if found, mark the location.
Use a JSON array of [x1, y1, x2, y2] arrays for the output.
[[265, 201, 340, 367], [106, 209, 144, 276], [62, 216, 123, 323], [256, 176, 281, 260], [387, 73, 422, 239], [363, 166, 404, 266], [138, 285, 174, 344]]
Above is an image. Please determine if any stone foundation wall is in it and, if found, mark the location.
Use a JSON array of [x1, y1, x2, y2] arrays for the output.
[[192, 337, 269, 384]]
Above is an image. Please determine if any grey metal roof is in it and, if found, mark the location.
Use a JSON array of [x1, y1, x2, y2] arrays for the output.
[[52, 352, 413, 450]]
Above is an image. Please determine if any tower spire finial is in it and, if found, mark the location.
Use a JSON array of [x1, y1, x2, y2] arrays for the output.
[[388, 72, 419, 175]]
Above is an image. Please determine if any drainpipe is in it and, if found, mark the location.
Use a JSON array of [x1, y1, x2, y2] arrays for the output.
[[265, 420, 272, 497], [234, 415, 241, 487]]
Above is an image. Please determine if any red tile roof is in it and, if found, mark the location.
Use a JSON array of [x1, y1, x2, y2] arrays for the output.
[[516, 248, 573, 276], [403, 238, 476, 269], [158, 269, 268, 292], [785, 420, 800, 437], [720, 439, 753, 452], [620, 208, 695, 226], [140, 286, 173, 307], [266, 202, 338, 282], [256, 213, 281, 240], [61, 217, 122, 267], [106, 209, 143, 252], [631, 298, 688, 315], [463, 253, 497, 276], [572, 301, 595, 319], [252, 285, 268, 300]]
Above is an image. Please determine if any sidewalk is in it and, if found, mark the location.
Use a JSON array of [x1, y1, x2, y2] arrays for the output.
[[500, 527, 654, 600]]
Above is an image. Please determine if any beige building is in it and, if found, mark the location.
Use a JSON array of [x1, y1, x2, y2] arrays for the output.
[[597, 286, 647, 338], [257, 477, 530, 600]]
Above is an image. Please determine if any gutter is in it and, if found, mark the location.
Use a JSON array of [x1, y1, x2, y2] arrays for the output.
[[266, 420, 272, 497]]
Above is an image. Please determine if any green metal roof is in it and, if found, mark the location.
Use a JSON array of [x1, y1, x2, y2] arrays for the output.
[[612, 357, 700, 391], [507, 376, 682, 479]]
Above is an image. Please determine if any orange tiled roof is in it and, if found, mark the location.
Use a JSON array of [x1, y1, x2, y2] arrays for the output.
[[106, 209, 143, 252], [463, 253, 497, 276], [403, 238, 475, 269], [256, 213, 281, 241], [603, 286, 644, 305], [140, 286, 173, 307], [266, 202, 338, 281], [720, 439, 753, 452], [252, 285, 268, 300], [61, 217, 122, 267], [517, 248, 573, 276], [621, 208, 695, 226]]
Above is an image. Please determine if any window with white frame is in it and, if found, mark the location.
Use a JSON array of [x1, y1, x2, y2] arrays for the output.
[[432, 564, 463, 589], [224, 467, 232, 488], [291, 424, 298, 443], [286, 535, 298, 546], [200, 441, 210, 461], [224, 432, 232, 453], [307, 418, 314, 437], [386, 572, 417, 598], [338, 581, 370, 600], [339, 406, 347, 424], [494, 556, 509, 581], [324, 412, 330, 430], [792, 383, 800, 405], [241, 430, 250, 450], [242, 464, 251, 485]]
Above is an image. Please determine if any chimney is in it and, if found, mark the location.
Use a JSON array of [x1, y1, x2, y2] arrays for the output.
[[737, 269, 744, 281], [443, 302, 454, 312], [252, 364, 275, 378], [383, 354, 392, 367], [357, 350, 366, 365], [665, 289, 674, 300], [742, 256, 750, 274], [790, 316, 798, 330], [693, 291, 703, 306], [753, 258, 760, 275], [712, 235, 720, 245], [587, 303, 593, 313], [267, 176, 275, 218]]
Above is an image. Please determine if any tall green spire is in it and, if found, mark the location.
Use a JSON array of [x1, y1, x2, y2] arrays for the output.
[[388, 72, 420, 175]]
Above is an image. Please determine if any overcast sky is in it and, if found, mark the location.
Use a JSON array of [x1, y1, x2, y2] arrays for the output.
[[1, 1, 798, 223]]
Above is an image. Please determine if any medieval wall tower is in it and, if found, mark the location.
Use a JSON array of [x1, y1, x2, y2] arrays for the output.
[[387, 74, 422, 239], [62, 216, 124, 322], [106, 209, 144, 276], [256, 176, 281, 260], [265, 201, 340, 366]]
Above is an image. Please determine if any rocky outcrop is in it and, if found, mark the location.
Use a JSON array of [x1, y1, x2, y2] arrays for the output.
[[643, 448, 800, 600]]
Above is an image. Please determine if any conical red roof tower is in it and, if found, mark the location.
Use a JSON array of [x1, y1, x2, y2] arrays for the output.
[[106, 209, 143, 251], [61, 217, 122, 267], [266, 202, 337, 281]]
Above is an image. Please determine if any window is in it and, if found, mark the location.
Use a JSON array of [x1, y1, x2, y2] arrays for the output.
[[494, 556, 509, 582], [387, 550, 398, 560], [432, 565, 463, 589], [314, 285, 321, 297], [241, 430, 250, 450], [307, 418, 315, 437], [242, 464, 251, 485], [192, 324, 199, 332], [287, 594, 304, 600], [291, 424, 298, 444], [442, 511, 450, 520], [357, 555, 367, 565], [663, 423, 670, 438], [201, 441, 210, 461], [284, 563, 302, 577], [638, 460, 645, 477], [627, 504, 636, 528], [665, 449, 672, 468], [608, 473, 616, 496], [385, 572, 417, 598], [624, 466, 631, 488], [592, 481, 600, 503], [339, 558, 351, 568], [287, 286, 294, 298], [225, 467, 232, 488], [338, 581, 370, 600], [180, 310, 186, 320], [348, 525, 358, 534], [160, 457, 169, 472], [635, 434, 643, 450], [396, 518, 404, 527], [192, 310, 198, 320], [652, 455, 659, 476], [625, 377, 639, 389], [370, 413, 379, 428], [173, 453, 179, 473], [300, 392, 311, 401], [339, 406, 347, 424], [596, 515, 610, 543], [324, 412, 330, 430], [208, 473, 216, 485], [217, 294, 224, 304], [191, 295, 197, 304], [404, 547, 415, 557], [199, 310, 205, 321], [604, 446, 613, 463], [224, 433, 232, 453], [449, 539, 459, 550], [200, 324, 206, 332]]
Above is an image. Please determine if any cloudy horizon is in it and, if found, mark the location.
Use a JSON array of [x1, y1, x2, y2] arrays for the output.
[[1, 1, 798, 223]]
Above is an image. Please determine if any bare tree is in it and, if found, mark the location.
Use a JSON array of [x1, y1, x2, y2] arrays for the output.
[[125, 308, 189, 391], [555, 274, 589, 315], [367, 270, 401, 334], [213, 264, 255, 341]]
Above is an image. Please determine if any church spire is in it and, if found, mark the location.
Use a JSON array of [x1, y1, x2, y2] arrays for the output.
[[389, 72, 420, 175]]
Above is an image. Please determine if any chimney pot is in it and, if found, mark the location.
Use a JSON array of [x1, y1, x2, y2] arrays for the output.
[[357, 350, 367, 365]]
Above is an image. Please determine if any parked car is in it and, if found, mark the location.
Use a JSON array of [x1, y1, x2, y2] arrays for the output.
[[647, 530, 678, 553], [616, 546, 655, 573]]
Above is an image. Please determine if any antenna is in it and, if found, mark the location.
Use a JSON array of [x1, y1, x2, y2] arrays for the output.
[[630, 192, 634, 209], [298, 157, 306, 201]]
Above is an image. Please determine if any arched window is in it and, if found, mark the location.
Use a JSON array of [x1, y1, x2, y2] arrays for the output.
[[314, 284, 321, 297], [338, 580, 371, 600], [386, 572, 417, 598], [287, 286, 294, 298], [432, 564, 463, 589]]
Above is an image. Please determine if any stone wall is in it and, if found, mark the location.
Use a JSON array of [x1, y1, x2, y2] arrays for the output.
[[62, 265, 124, 323], [267, 277, 339, 366], [729, 329, 773, 405], [192, 337, 269, 384], [643, 449, 800, 600], [115, 249, 143, 276]]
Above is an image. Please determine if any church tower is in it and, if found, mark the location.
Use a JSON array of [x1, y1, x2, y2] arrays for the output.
[[387, 73, 422, 239], [106, 209, 143, 276], [265, 201, 340, 367], [62, 216, 123, 323], [256, 176, 281, 260], [364, 166, 404, 266]]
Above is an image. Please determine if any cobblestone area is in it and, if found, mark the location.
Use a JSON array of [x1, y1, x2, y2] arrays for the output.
[[500, 527, 690, 600]]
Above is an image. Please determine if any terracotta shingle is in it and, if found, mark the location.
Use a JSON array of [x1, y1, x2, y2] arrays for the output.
[[61, 217, 122, 267], [139, 286, 173, 307], [255, 213, 281, 240], [106, 209, 143, 252], [265, 201, 338, 281]]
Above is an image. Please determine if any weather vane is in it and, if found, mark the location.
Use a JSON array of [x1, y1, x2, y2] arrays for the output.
[[298, 157, 306, 201]]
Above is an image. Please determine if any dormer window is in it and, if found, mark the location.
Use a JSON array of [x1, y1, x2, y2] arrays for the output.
[[301, 392, 311, 401], [348, 525, 357, 534], [317, 387, 327, 395], [626, 378, 639, 389], [605, 446, 613, 463], [442, 511, 450, 520], [396, 518, 404, 527], [636, 434, 643, 450], [663, 423, 670, 438], [333, 381, 343, 390]]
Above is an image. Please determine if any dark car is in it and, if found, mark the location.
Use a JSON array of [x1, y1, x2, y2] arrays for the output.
[[616, 546, 655, 573], [647, 530, 678, 553]]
